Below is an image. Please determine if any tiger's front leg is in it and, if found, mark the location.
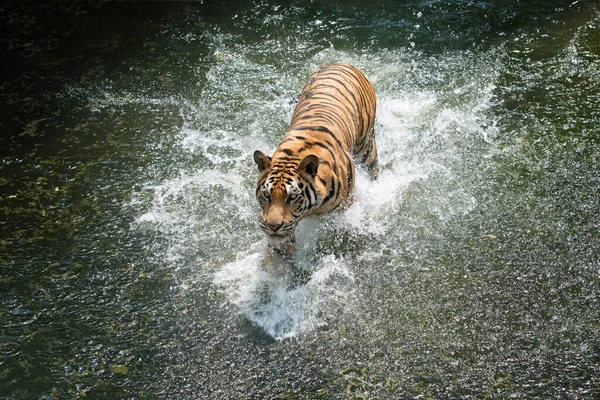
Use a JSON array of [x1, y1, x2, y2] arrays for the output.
[[264, 240, 296, 279]]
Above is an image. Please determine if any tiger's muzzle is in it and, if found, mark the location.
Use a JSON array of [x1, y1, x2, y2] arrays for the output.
[[260, 219, 295, 244]]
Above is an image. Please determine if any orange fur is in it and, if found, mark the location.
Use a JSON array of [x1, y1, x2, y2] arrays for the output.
[[253, 64, 378, 256]]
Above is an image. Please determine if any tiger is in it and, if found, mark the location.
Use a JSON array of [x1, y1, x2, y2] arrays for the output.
[[253, 64, 378, 262]]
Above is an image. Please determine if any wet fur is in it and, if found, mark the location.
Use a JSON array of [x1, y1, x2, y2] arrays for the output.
[[253, 64, 378, 264]]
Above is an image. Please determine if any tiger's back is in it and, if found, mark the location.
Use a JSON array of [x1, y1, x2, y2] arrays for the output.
[[290, 64, 378, 179], [253, 64, 378, 250]]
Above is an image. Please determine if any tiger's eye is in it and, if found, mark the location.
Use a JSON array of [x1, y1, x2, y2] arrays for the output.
[[260, 188, 270, 201]]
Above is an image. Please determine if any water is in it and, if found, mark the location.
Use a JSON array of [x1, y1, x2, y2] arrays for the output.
[[1, 1, 599, 398]]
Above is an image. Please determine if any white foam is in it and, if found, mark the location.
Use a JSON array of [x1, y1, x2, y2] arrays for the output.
[[135, 170, 252, 229], [213, 242, 354, 340], [129, 45, 504, 339]]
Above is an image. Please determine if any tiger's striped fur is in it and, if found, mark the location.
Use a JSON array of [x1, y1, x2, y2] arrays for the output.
[[253, 64, 378, 253]]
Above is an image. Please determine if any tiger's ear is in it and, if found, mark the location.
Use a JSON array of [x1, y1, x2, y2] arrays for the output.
[[299, 154, 319, 179], [253, 150, 272, 172]]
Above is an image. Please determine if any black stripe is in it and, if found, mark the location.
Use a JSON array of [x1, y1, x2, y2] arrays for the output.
[[322, 177, 337, 205], [293, 94, 358, 131], [360, 150, 370, 165], [313, 141, 332, 150], [291, 126, 343, 147], [275, 156, 300, 162], [310, 80, 360, 113], [290, 127, 343, 174], [347, 160, 354, 188], [305, 182, 316, 204]]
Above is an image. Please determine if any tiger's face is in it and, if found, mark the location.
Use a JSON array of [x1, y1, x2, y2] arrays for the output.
[[253, 150, 319, 245]]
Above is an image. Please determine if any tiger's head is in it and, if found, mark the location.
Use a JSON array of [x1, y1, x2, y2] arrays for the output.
[[253, 150, 319, 245]]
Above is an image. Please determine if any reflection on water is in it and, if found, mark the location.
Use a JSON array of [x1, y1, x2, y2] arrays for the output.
[[1, 1, 599, 398]]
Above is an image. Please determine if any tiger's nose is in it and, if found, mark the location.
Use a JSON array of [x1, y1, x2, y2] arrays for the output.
[[267, 222, 283, 232]]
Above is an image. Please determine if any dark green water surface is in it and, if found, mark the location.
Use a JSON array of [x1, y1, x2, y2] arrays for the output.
[[1, 1, 599, 398]]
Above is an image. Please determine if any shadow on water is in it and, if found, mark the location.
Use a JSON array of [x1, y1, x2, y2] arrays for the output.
[[1, 0, 599, 398]]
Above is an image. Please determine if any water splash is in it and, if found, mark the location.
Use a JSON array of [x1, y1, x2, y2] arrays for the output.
[[213, 242, 354, 340], [131, 44, 503, 338]]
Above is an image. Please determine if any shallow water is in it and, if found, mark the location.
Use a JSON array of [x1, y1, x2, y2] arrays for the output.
[[1, 1, 599, 398]]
